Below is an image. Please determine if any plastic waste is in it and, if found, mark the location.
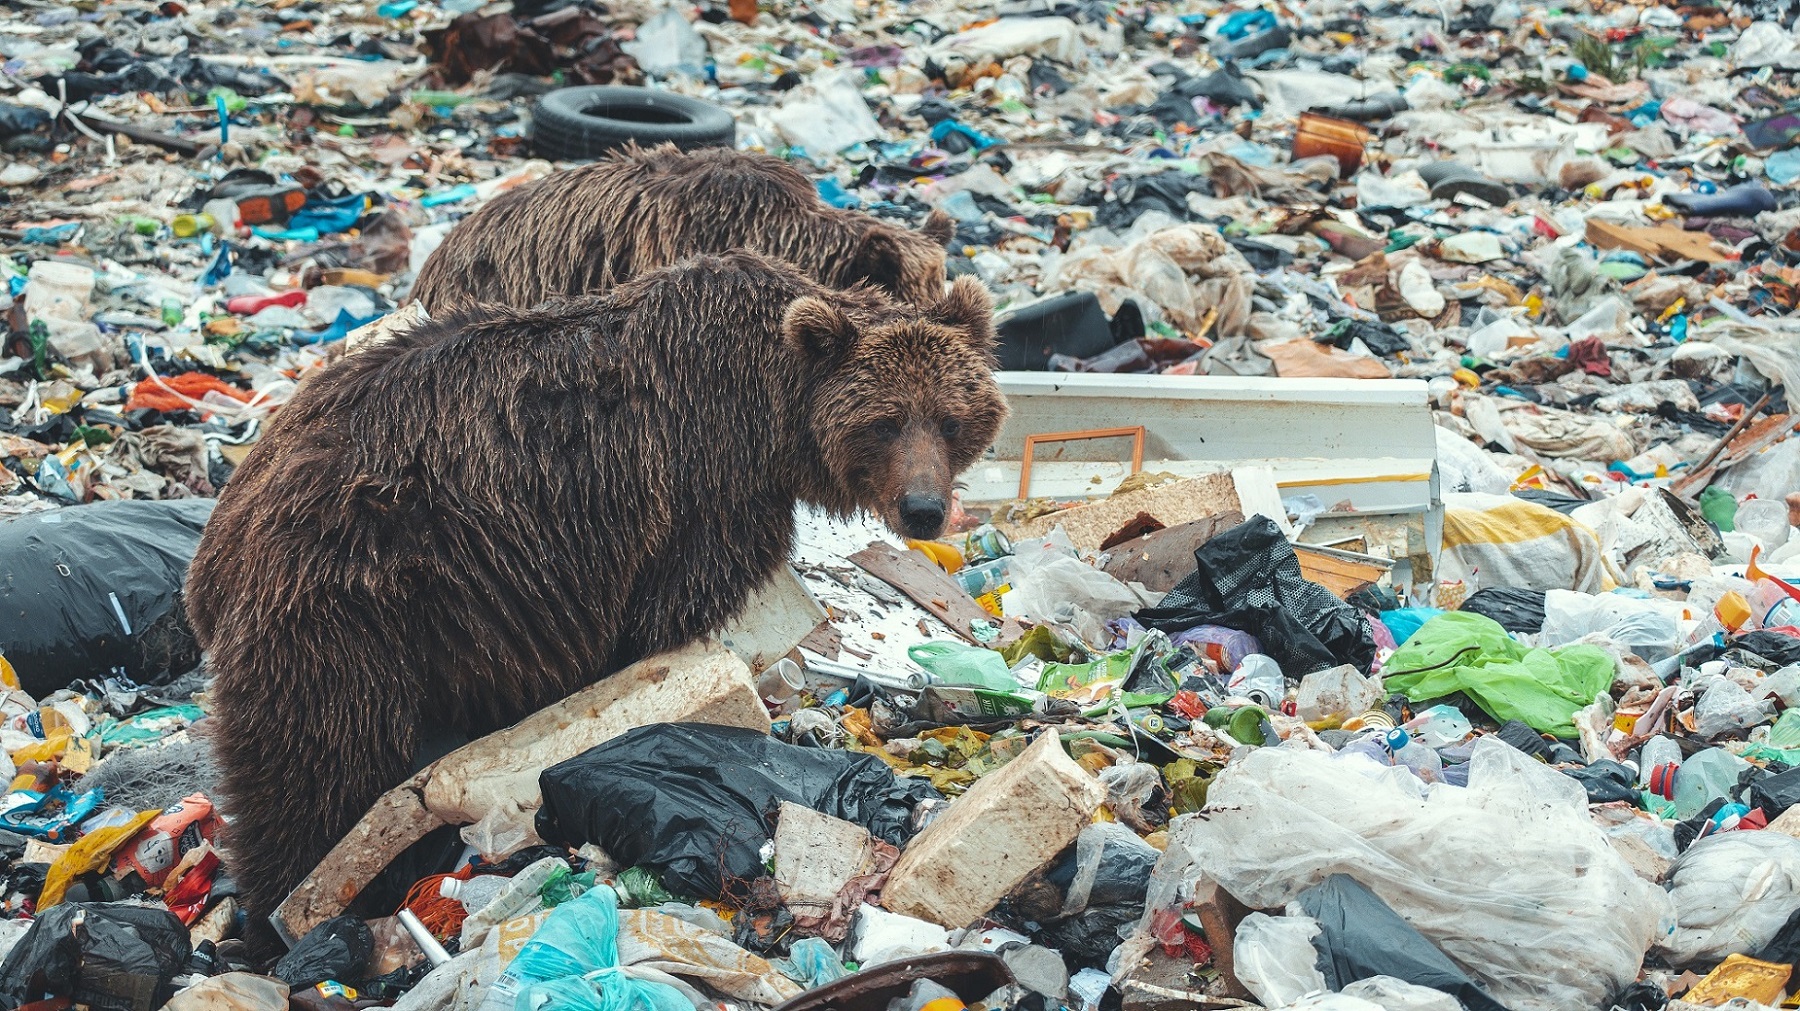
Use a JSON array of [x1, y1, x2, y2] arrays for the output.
[[1403, 706, 1472, 750], [1659, 831, 1800, 967], [1136, 516, 1375, 675], [1738, 499, 1793, 551], [1144, 739, 1671, 1011], [0, 500, 215, 696], [1294, 665, 1383, 723], [0, 902, 192, 1011], [443, 874, 513, 915], [485, 886, 690, 1011], [621, 8, 708, 76], [274, 916, 372, 989], [164, 973, 289, 1011], [1231, 913, 1326, 1008], [907, 642, 1014, 690], [1673, 748, 1752, 820], [1638, 735, 1683, 793], [1295, 875, 1508, 1011], [1382, 612, 1613, 737], [535, 724, 939, 900]]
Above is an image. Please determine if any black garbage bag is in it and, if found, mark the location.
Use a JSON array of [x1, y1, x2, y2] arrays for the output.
[[1134, 516, 1375, 675], [0, 499, 214, 696], [0, 902, 191, 1011], [1458, 587, 1548, 633], [1751, 765, 1800, 820], [274, 915, 373, 989], [994, 291, 1125, 371], [536, 723, 942, 900], [0, 104, 49, 138], [1562, 760, 1639, 805], [1039, 904, 1140, 969], [1733, 629, 1800, 666], [1295, 875, 1511, 1011]]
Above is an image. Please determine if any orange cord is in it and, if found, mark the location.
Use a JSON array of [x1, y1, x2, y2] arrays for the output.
[[399, 865, 476, 940]]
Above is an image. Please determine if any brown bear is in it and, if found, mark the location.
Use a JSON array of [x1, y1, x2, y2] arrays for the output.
[[184, 251, 1007, 943], [409, 142, 957, 311]]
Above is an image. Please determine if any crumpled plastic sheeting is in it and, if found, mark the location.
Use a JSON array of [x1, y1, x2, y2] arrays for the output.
[[1657, 831, 1800, 968], [927, 17, 1087, 65], [1686, 320, 1800, 395], [1046, 223, 1254, 335], [617, 909, 803, 1005], [1174, 740, 1672, 1011], [1494, 403, 1638, 461]]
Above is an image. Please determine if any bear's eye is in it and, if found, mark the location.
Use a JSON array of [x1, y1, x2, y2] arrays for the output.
[[940, 418, 963, 440], [870, 419, 901, 441]]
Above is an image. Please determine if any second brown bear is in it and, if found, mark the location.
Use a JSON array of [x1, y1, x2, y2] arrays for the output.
[[410, 142, 955, 310], [186, 252, 1008, 943]]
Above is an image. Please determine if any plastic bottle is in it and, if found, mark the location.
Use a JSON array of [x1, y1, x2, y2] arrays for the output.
[[954, 557, 1010, 597], [458, 855, 570, 948], [1637, 735, 1682, 793], [1385, 728, 1443, 783], [1715, 591, 1753, 633], [171, 213, 215, 238], [1404, 704, 1472, 749], [1673, 748, 1751, 820], [439, 874, 510, 914]]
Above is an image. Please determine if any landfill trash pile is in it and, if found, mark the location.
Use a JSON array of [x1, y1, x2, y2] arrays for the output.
[[0, 0, 1799, 1010]]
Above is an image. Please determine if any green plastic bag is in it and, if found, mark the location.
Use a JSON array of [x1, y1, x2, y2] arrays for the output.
[[1382, 611, 1614, 738], [908, 641, 1016, 690], [1699, 485, 1737, 532]]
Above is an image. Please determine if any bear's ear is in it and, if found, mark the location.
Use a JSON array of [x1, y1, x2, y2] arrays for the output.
[[934, 275, 994, 333], [921, 209, 955, 246], [846, 230, 905, 295], [782, 296, 857, 362]]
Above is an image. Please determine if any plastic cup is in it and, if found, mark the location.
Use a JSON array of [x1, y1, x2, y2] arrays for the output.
[[1736, 498, 1791, 550]]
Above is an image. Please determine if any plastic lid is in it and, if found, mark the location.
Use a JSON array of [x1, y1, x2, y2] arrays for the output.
[[1385, 728, 1411, 751]]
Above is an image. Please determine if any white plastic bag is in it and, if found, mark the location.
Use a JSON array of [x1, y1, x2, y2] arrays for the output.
[[1658, 831, 1800, 967], [1339, 976, 1462, 1011], [1001, 531, 1146, 644], [1692, 677, 1773, 739], [850, 904, 950, 966], [1538, 589, 1684, 660], [1233, 913, 1327, 1007], [1150, 739, 1671, 1011]]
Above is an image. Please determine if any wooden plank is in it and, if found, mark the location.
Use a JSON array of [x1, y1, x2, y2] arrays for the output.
[[1099, 511, 1244, 593], [848, 543, 1022, 649]]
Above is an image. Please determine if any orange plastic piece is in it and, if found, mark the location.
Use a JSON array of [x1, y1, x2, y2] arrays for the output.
[[125, 372, 253, 414]]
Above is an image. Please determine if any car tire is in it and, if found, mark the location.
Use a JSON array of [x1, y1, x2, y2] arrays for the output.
[[531, 86, 736, 161]]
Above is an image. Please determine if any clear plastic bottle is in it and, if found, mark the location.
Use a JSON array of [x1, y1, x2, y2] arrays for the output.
[[1385, 728, 1443, 783], [1673, 748, 1751, 820], [1405, 705, 1473, 749], [440, 874, 510, 915], [1636, 735, 1682, 789], [458, 856, 570, 948]]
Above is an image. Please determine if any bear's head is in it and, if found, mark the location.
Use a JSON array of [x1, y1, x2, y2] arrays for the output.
[[841, 210, 956, 306], [785, 275, 1008, 540]]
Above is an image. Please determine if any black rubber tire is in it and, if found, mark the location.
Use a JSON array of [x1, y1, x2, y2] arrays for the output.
[[531, 86, 736, 161]]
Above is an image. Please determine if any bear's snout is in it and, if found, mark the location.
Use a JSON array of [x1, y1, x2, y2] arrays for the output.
[[898, 493, 948, 539]]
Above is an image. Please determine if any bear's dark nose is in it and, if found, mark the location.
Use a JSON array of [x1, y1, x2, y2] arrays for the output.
[[898, 494, 947, 537]]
